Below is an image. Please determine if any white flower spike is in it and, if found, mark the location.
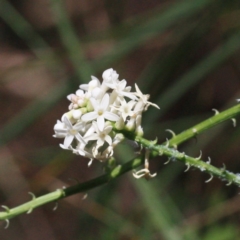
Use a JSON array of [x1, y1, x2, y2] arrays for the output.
[[53, 68, 160, 164]]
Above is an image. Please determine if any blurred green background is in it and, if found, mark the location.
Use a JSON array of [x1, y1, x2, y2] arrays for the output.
[[0, 0, 240, 239]]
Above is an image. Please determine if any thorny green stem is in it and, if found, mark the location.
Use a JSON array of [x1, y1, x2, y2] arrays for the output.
[[0, 157, 144, 221], [0, 104, 240, 222], [135, 136, 240, 186], [167, 103, 240, 147]]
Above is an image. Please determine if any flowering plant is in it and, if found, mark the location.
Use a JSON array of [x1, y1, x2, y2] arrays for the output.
[[1, 68, 240, 225]]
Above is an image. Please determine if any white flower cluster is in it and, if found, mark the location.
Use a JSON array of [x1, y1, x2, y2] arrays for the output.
[[53, 68, 159, 163]]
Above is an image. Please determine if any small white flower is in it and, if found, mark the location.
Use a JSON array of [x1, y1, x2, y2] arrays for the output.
[[99, 133, 125, 159], [75, 144, 94, 159], [125, 102, 143, 131], [102, 68, 119, 83], [91, 87, 103, 99], [81, 93, 119, 131], [80, 76, 101, 92], [105, 79, 137, 100], [67, 89, 88, 109], [61, 143, 94, 162], [72, 109, 82, 119], [61, 116, 86, 148], [115, 98, 136, 121], [134, 84, 160, 110], [85, 121, 113, 149], [53, 120, 67, 138]]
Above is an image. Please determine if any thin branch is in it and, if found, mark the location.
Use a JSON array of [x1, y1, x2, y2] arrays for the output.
[[0, 156, 144, 221], [135, 136, 240, 186], [167, 103, 240, 147], [1, 104, 240, 221]]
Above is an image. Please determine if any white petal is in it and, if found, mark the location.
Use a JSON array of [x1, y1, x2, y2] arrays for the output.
[[125, 86, 131, 92], [128, 100, 137, 109], [91, 75, 99, 81], [54, 129, 68, 135], [79, 84, 88, 91], [75, 133, 86, 144], [60, 143, 70, 150], [91, 87, 103, 99], [148, 101, 160, 109], [82, 112, 97, 122], [105, 135, 112, 146], [104, 111, 119, 121], [73, 121, 84, 130], [54, 121, 65, 131], [111, 71, 119, 81], [102, 68, 113, 80], [92, 121, 100, 134], [76, 89, 84, 96], [96, 139, 104, 147], [84, 134, 98, 142], [72, 110, 82, 119], [89, 78, 100, 89], [67, 94, 74, 101], [90, 98, 98, 111], [53, 133, 66, 138], [100, 94, 109, 110], [104, 125, 113, 135], [122, 91, 137, 100], [64, 135, 74, 147], [135, 83, 142, 95], [97, 115, 105, 131], [136, 115, 142, 127], [84, 125, 95, 137], [134, 101, 144, 112], [104, 82, 115, 89], [119, 80, 127, 90], [63, 116, 72, 129]]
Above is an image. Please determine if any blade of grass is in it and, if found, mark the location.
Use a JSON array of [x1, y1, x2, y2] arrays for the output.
[[0, 0, 93, 146], [92, 0, 212, 70], [146, 29, 240, 123], [0, 0, 50, 57], [116, 144, 199, 240], [79, 197, 141, 237], [0, 81, 71, 146], [50, 0, 93, 82], [137, 10, 217, 94], [133, 179, 182, 240]]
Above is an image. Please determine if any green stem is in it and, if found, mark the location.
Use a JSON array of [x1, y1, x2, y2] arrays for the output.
[[0, 157, 144, 221], [0, 190, 64, 220], [1, 104, 240, 221], [168, 103, 240, 147], [135, 136, 240, 186]]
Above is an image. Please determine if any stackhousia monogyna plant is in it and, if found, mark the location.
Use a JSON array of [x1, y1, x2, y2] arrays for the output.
[[1, 68, 240, 228]]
